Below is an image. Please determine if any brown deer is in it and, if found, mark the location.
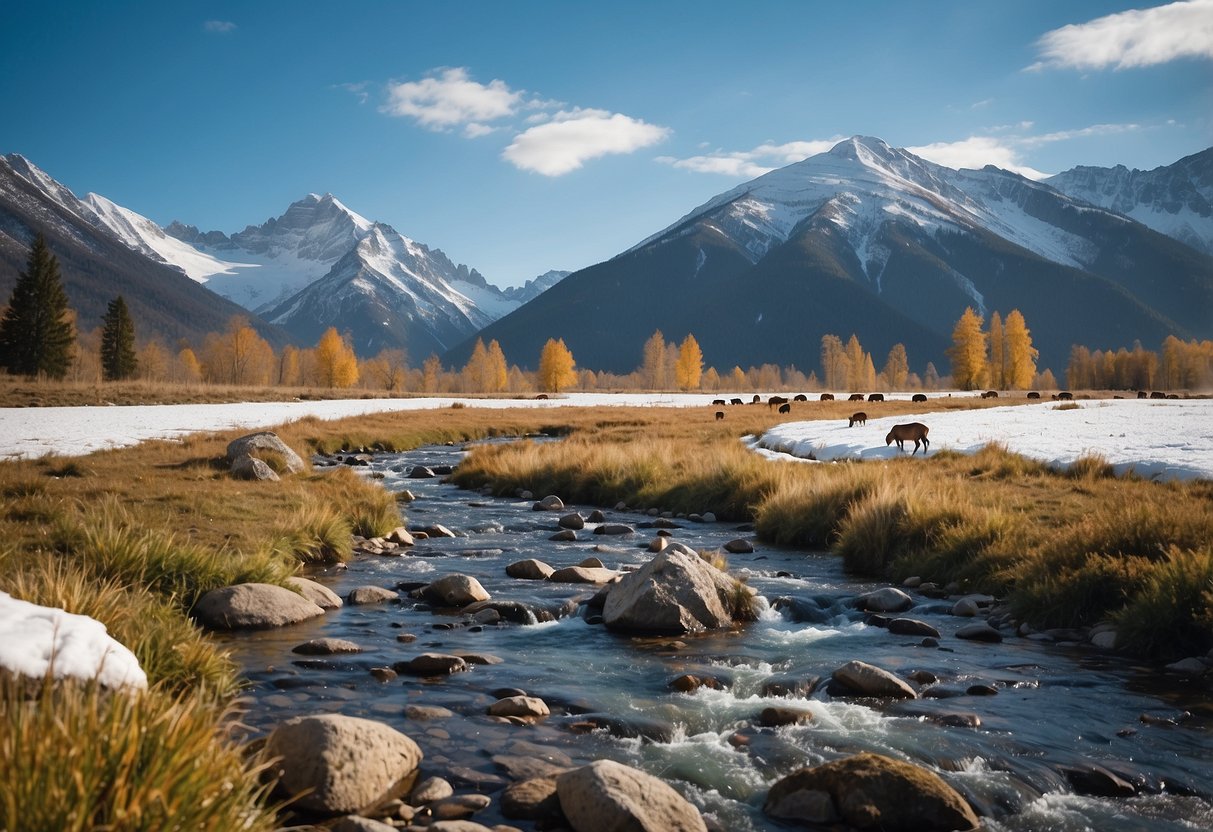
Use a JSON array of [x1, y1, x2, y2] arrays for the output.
[[886, 422, 930, 455], [849, 411, 867, 427], [778, 402, 791, 414], [819, 393, 835, 401]]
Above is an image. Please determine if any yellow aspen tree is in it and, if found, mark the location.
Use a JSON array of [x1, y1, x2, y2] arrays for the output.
[[702, 366, 721, 391], [422, 354, 441, 393], [641, 330, 667, 389], [820, 334, 847, 390], [462, 338, 492, 392], [844, 334, 866, 389], [988, 311, 1004, 389], [313, 327, 359, 388], [730, 366, 747, 391], [488, 340, 508, 392], [1002, 309, 1038, 390], [1067, 345, 1092, 390], [861, 353, 877, 389], [1160, 335, 1184, 388], [137, 340, 168, 381], [675, 333, 704, 390], [881, 343, 909, 390], [947, 307, 988, 390], [538, 338, 577, 393], [1034, 368, 1057, 390], [278, 345, 303, 386], [177, 347, 202, 383]]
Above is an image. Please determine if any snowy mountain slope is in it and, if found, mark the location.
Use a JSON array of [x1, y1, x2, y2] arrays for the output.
[[454, 136, 1213, 375], [502, 269, 570, 304], [1047, 147, 1213, 256]]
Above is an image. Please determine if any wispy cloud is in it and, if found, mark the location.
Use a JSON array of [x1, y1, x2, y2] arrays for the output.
[[909, 122, 1147, 179], [503, 109, 670, 176], [1028, 0, 1213, 71], [334, 82, 369, 105], [657, 137, 845, 178], [203, 20, 236, 34], [381, 67, 523, 130], [376, 67, 669, 175]]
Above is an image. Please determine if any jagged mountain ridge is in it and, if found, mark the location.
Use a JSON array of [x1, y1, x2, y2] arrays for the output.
[[0, 154, 288, 348], [448, 137, 1213, 376], [1047, 147, 1213, 256]]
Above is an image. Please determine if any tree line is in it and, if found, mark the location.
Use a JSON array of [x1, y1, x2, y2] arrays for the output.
[[2, 235, 1205, 393]]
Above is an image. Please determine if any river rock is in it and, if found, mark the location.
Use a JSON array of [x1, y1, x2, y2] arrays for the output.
[[387, 527, 416, 546], [231, 455, 280, 481], [759, 706, 814, 727], [764, 752, 978, 830], [857, 588, 913, 613], [593, 523, 635, 536], [293, 638, 362, 655], [955, 623, 1003, 642], [668, 673, 726, 693], [407, 465, 435, 478], [1060, 763, 1136, 797], [502, 776, 561, 820], [550, 529, 577, 542], [393, 654, 469, 675], [426, 822, 497, 832], [603, 549, 747, 634], [331, 817, 397, 832], [557, 759, 708, 832], [488, 695, 550, 720], [266, 713, 422, 815], [424, 575, 491, 606], [533, 495, 564, 511], [194, 583, 325, 630], [226, 431, 305, 474], [951, 598, 981, 617], [548, 566, 619, 584], [404, 704, 454, 720], [559, 513, 585, 529], [347, 586, 398, 606], [831, 660, 918, 699], [431, 794, 491, 820], [1165, 657, 1208, 675], [760, 673, 821, 698], [648, 536, 668, 552], [410, 776, 455, 804], [724, 538, 754, 553], [285, 576, 344, 610], [887, 618, 940, 638]]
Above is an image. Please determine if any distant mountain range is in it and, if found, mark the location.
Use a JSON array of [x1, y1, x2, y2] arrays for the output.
[[0, 154, 566, 358], [449, 137, 1212, 374]]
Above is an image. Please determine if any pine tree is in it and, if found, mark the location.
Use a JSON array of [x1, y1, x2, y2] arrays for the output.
[[674, 334, 703, 390], [947, 307, 988, 390], [0, 233, 75, 378], [538, 338, 577, 393], [100, 295, 138, 381]]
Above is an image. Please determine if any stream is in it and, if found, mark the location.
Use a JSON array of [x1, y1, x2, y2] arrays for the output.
[[220, 440, 1213, 831]]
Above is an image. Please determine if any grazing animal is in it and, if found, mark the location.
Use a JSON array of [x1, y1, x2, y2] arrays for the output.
[[886, 422, 930, 455], [712, 399, 727, 406], [715, 411, 725, 421], [768, 396, 788, 409], [849, 411, 867, 427], [752, 394, 762, 404], [1026, 391, 1041, 399], [1056, 391, 1073, 401], [1137, 391, 1147, 399], [1150, 391, 1166, 399], [911, 393, 927, 403], [535, 393, 549, 400], [730, 398, 744, 406], [778, 402, 791, 414], [820, 393, 835, 401], [867, 393, 884, 402], [981, 390, 999, 399], [793, 394, 808, 402], [848, 393, 865, 402]]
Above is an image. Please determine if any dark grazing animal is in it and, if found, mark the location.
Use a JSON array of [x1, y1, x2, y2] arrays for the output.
[[981, 390, 999, 399], [712, 399, 727, 406], [793, 394, 808, 402], [768, 396, 788, 409], [1026, 391, 1041, 399], [752, 394, 762, 404], [911, 393, 927, 403], [778, 402, 791, 414], [730, 398, 744, 406], [849, 411, 867, 427], [820, 393, 835, 401], [1056, 391, 1074, 401], [1137, 391, 1147, 399], [535, 393, 549, 400], [715, 411, 725, 421], [848, 393, 865, 402], [886, 422, 930, 455], [867, 393, 884, 402], [1149, 391, 1166, 399]]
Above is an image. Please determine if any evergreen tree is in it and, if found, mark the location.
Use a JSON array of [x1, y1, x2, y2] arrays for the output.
[[0, 233, 75, 378], [100, 295, 138, 381]]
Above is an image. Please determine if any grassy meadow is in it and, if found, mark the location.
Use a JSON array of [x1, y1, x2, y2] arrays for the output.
[[1, 393, 1210, 827]]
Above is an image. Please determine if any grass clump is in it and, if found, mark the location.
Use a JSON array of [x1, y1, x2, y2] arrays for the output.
[[0, 680, 278, 832], [267, 503, 353, 564], [753, 468, 879, 549], [1114, 546, 1213, 658], [1013, 553, 1154, 630]]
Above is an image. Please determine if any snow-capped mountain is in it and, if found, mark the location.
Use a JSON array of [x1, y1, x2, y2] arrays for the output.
[[1046, 147, 1213, 256], [451, 137, 1213, 375], [502, 269, 570, 304], [0, 153, 286, 347]]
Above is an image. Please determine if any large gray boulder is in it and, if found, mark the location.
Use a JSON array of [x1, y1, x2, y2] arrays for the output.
[[764, 752, 978, 830], [286, 576, 343, 609], [193, 583, 324, 630], [832, 660, 918, 699], [226, 431, 305, 474], [603, 549, 748, 634], [266, 714, 423, 815], [423, 575, 490, 607], [557, 759, 707, 832], [230, 455, 279, 481]]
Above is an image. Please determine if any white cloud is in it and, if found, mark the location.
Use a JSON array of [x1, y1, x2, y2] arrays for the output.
[[503, 109, 671, 176], [1029, 0, 1213, 70], [1017, 122, 1142, 147], [381, 67, 522, 130], [463, 123, 498, 138], [334, 82, 369, 105], [908, 137, 1051, 179], [657, 137, 844, 178], [203, 20, 236, 33]]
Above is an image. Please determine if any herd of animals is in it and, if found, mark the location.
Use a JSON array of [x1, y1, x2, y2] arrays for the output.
[[708, 388, 1181, 456]]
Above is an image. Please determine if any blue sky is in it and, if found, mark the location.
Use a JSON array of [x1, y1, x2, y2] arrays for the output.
[[2, 1, 1210, 287]]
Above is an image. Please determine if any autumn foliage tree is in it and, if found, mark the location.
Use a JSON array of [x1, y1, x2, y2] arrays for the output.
[[820, 334, 847, 389], [538, 338, 577, 393], [675, 334, 703, 390], [201, 316, 275, 385], [881, 343, 909, 389], [640, 330, 668, 389], [311, 327, 359, 388], [1002, 309, 1038, 389], [948, 307, 988, 390]]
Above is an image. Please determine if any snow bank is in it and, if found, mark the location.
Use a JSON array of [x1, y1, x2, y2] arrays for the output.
[[0, 592, 148, 690], [752, 398, 1213, 482]]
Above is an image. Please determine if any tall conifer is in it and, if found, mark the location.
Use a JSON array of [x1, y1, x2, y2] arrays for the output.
[[100, 295, 139, 381], [0, 233, 75, 378]]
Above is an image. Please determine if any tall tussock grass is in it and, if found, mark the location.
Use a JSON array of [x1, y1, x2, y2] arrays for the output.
[[1114, 545, 1213, 657], [0, 679, 278, 832]]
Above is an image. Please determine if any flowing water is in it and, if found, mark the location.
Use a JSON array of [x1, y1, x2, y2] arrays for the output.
[[220, 441, 1213, 830]]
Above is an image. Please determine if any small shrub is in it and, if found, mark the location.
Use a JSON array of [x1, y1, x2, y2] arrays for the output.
[[1053, 402, 1080, 411]]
